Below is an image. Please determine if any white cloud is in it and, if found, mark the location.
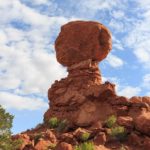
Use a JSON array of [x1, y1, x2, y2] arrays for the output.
[[117, 86, 141, 98], [0, 43, 67, 95], [80, 0, 121, 11], [112, 10, 125, 19], [0, 92, 48, 110], [109, 19, 125, 32], [125, 1, 150, 68], [0, 0, 70, 110], [112, 35, 124, 51], [136, 0, 150, 9], [142, 74, 150, 89], [31, 0, 49, 5], [106, 54, 124, 68]]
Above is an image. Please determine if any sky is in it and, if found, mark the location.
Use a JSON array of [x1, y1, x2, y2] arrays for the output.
[[0, 0, 150, 134]]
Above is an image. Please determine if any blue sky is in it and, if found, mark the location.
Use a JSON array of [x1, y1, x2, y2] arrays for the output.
[[0, 0, 150, 134]]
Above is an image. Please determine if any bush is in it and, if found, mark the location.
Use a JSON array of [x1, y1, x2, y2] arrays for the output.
[[34, 133, 43, 145], [80, 132, 90, 141], [48, 117, 59, 128], [106, 115, 117, 128], [109, 126, 127, 140], [105, 115, 127, 141], [47, 143, 56, 149], [0, 105, 22, 150], [57, 119, 68, 132], [74, 142, 94, 150]]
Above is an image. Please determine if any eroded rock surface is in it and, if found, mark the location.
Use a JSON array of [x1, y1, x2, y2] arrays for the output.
[[55, 21, 112, 66], [14, 21, 150, 150]]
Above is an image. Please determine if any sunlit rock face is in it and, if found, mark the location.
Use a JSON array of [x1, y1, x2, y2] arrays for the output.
[[55, 21, 112, 67]]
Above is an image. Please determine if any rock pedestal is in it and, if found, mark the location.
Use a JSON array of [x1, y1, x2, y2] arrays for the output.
[[44, 21, 114, 127]]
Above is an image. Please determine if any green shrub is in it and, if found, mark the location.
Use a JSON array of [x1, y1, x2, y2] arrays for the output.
[[80, 132, 90, 141], [110, 126, 127, 140], [74, 145, 81, 150], [34, 133, 43, 145], [74, 142, 94, 150], [47, 143, 56, 149], [106, 115, 117, 128], [48, 117, 59, 128], [57, 119, 68, 132], [0, 105, 22, 150]]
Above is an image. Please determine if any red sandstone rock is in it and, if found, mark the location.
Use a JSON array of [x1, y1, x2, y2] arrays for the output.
[[109, 96, 130, 106], [117, 116, 133, 129], [13, 134, 32, 150], [130, 96, 142, 103], [73, 128, 91, 140], [127, 132, 150, 149], [95, 145, 110, 150], [142, 96, 150, 105], [93, 132, 106, 145], [143, 137, 150, 150], [45, 130, 57, 143], [55, 142, 73, 150], [55, 21, 112, 66], [128, 132, 142, 146], [34, 139, 51, 150], [135, 112, 150, 136], [58, 133, 77, 145]]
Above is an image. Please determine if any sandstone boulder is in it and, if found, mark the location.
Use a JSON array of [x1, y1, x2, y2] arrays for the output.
[[55, 21, 112, 66], [93, 132, 106, 145], [135, 112, 150, 136]]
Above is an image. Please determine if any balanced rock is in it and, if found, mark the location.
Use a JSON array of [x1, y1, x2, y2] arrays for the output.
[[55, 21, 112, 66], [14, 21, 150, 150], [44, 21, 114, 127]]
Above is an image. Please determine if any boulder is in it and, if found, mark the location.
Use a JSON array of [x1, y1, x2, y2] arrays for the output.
[[55, 21, 112, 66], [135, 112, 150, 136], [93, 132, 106, 145]]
